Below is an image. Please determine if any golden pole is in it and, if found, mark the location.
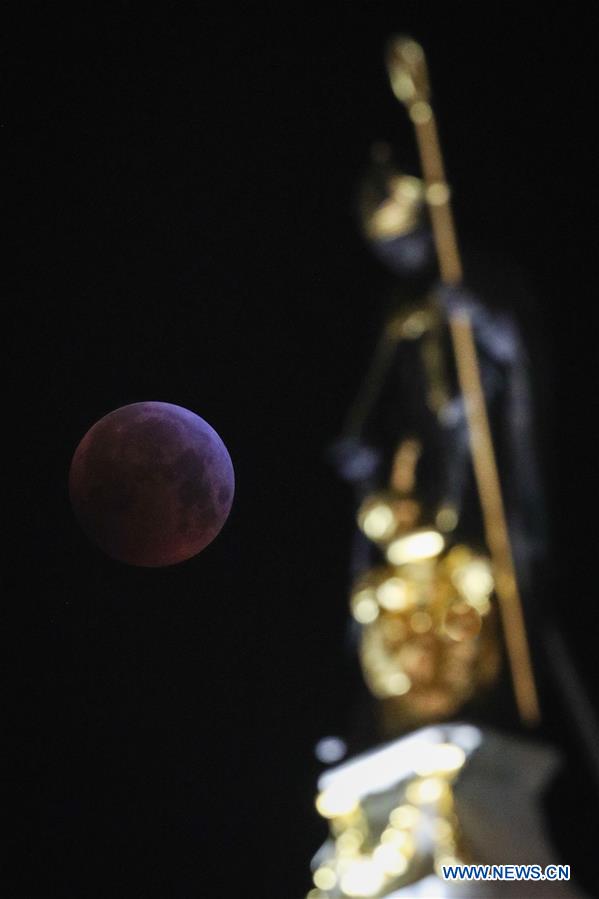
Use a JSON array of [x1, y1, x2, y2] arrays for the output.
[[385, 37, 540, 726]]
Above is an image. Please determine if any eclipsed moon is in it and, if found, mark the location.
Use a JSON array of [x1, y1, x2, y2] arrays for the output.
[[68, 401, 234, 567]]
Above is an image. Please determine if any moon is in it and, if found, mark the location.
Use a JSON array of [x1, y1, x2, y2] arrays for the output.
[[69, 401, 234, 567]]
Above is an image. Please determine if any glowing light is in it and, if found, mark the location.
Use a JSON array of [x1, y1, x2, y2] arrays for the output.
[[453, 558, 494, 608], [317, 726, 482, 803], [406, 776, 446, 805], [313, 867, 337, 891], [432, 818, 454, 841], [360, 503, 395, 541], [316, 787, 360, 819], [390, 804, 421, 830], [413, 742, 466, 777], [376, 577, 408, 611], [340, 858, 386, 897], [337, 828, 363, 855], [391, 71, 416, 102], [387, 671, 412, 696], [391, 175, 422, 202], [373, 843, 409, 876], [386, 529, 444, 565], [351, 590, 379, 624], [426, 182, 450, 205], [380, 828, 415, 858], [372, 201, 412, 239], [401, 311, 429, 339]]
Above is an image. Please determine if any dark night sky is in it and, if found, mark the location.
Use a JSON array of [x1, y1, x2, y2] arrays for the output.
[[4, 4, 597, 897]]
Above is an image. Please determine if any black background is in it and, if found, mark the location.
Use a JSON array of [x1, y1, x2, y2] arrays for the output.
[[5, 4, 596, 897]]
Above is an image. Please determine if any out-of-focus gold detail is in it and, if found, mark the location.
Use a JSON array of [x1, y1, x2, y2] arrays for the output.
[[342, 289, 451, 441], [386, 308, 432, 341], [386, 529, 445, 566], [451, 315, 540, 724], [425, 181, 450, 206], [443, 601, 482, 642], [386, 38, 429, 105], [363, 298, 450, 415], [350, 567, 415, 621], [359, 501, 396, 543], [376, 577, 408, 613], [450, 555, 493, 603], [316, 787, 361, 820], [351, 589, 380, 625], [353, 425, 500, 727], [359, 143, 425, 243], [340, 858, 387, 897], [413, 742, 466, 777], [386, 35, 461, 285], [385, 35, 540, 725], [409, 101, 432, 125], [389, 438, 421, 494], [389, 804, 420, 830], [314, 867, 338, 891], [365, 175, 425, 241], [309, 738, 469, 897], [357, 493, 421, 545], [356, 439, 424, 551], [354, 544, 500, 728], [337, 829, 364, 856], [409, 610, 432, 634], [406, 775, 447, 806], [358, 204, 447, 429], [373, 842, 409, 877], [379, 827, 414, 855]]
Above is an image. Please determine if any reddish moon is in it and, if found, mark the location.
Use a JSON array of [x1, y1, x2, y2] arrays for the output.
[[69, 401, 234, 567]]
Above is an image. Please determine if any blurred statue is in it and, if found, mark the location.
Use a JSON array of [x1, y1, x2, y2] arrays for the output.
[[304, 36, 594, 899]]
